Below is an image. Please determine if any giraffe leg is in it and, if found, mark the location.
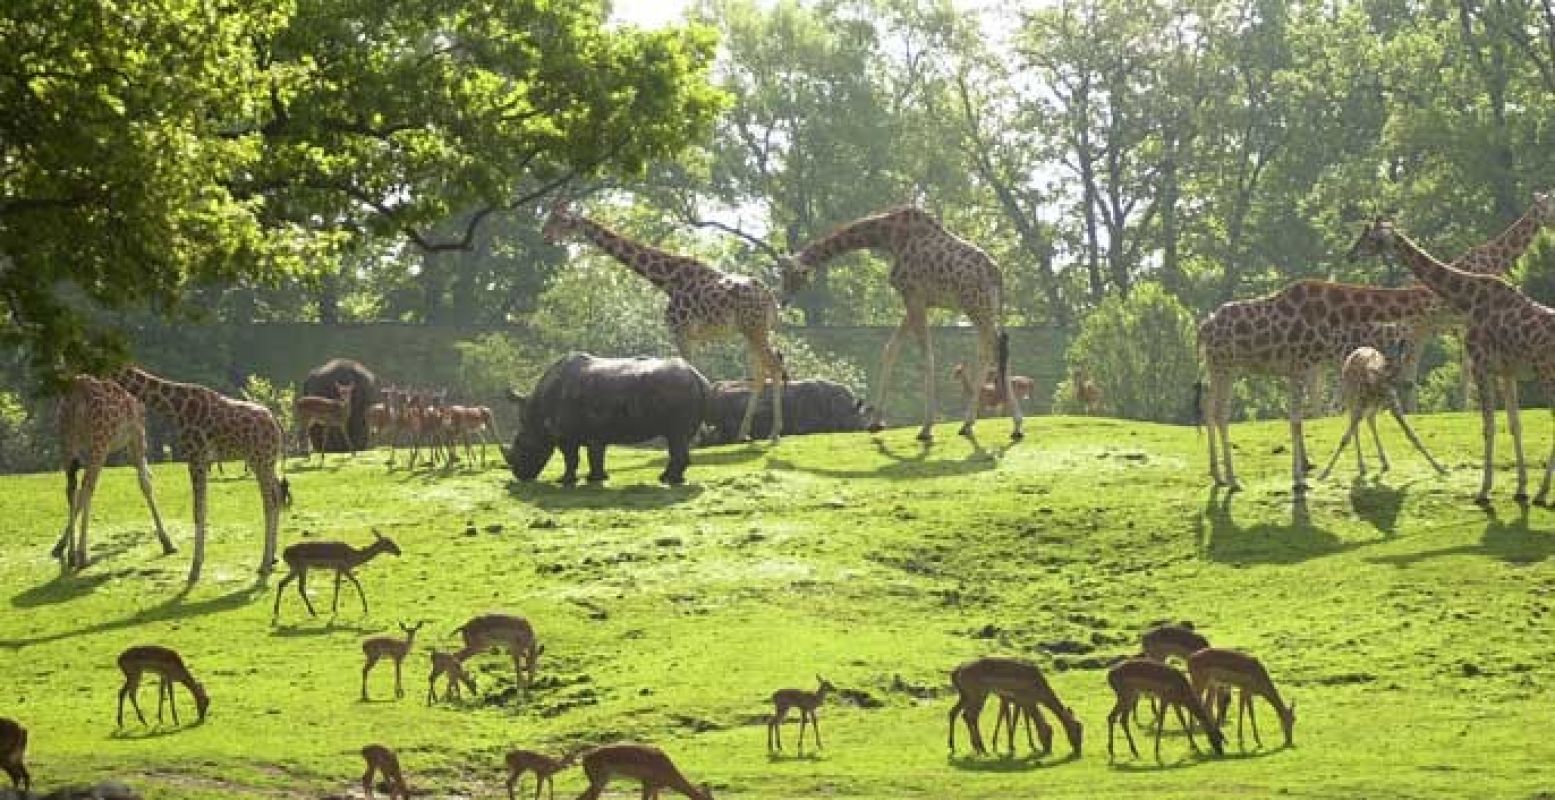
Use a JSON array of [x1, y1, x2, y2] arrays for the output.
[[764, 341, 785, 443], [128, 433, 174, 554], [870, 319, 911, 434], [255, 459, 282, 574], [959, 325, 994, 438], [1474, 363, 1497, 504], [55, 456, 82, 564], [69, 461, 105, 570], [1003, 330, 1025, 441], [1212, 371, 1240, 490], [1388, 393, 1446, 475], [1202, 374, 1223, 484], [1366, 409, 1389, 473], [187, 459, 211, 584], [1505, 377, 1530, 502], [1319, 409, 1362, 480], [1287, 373, 1311, 493], [914, 314, 937, 441], [734, 348, 765, 443]]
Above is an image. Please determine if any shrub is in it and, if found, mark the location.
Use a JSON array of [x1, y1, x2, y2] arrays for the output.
[[1053, 283, 1198, 423]]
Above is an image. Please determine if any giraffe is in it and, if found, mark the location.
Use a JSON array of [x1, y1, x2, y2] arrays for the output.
[[542, 197, 786, 443], [780, 204, 1023, 442], [53, 375, 174, 571], [112, 366, 290, 583], [1196, 193, 1552, 492], [1348, 217, 1555, 504]]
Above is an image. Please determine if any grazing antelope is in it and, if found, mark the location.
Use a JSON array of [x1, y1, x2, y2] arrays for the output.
[[451, 613, 544, 689], [504, 748, 575, 800], [767, 675, 835, 752], [116, 645, 210, 727], [272, 529, 401, 618], [1073, 368, 1102, 415], [361, 621, 425, 701], [426, 649, 477, 705], [951, 363, 1035, 415], [1106, 657, 1224, 760], [989, 695, 1052, 756], [575, 742, 714, 800], [1319, 340, 1446, 479], [447, 404, 501, 467], [946, 656, 1083, 757], [361, 744, 409, 800], [294, 381, 357, 462], [1137, 624, 1214, 719], [1186, 648, 1297, 748], [0, 717, 29, 792]]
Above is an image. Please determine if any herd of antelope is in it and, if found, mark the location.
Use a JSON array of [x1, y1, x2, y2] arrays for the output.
[[0, 615, 1292, 798], [297, 383, 502, 469]]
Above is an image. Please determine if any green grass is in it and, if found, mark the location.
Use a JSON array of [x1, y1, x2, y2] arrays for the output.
[[3, 412, 1554, 799]]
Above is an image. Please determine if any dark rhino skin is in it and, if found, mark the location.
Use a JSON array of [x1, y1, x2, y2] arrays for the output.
[[702, 379, 868, 445], [506, 353, 710, 485]]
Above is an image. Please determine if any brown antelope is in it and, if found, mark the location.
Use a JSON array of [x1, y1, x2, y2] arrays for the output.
[[504, 748, 575, 800], [272, 529, 401, 618], [1106, 657, 1224, 760], [946, 656, 1083, 757], [1186, 647, 1297, 748], [0, 717, 29, 792], [447, 404, 500, 466], [1137, 624, 1214, 719], [294, 381, 357, 462], [361, 743, 409, 800], [1073, 368, 1102, 415], [767, 675, 835, 752], [426, 649, 477, 705], [951, 363, 1035, 415], [451, 613, 544, 689], [116, 645, 210, 727], [365, 386, 404, 462], [361, 621, 424, 701], [575, 742, 714, 800]]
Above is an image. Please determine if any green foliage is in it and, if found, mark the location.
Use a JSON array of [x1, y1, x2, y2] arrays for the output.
[[0, 389, 54, 473], [239, 375, 297, 437], [1054, 283, 1197, 423]]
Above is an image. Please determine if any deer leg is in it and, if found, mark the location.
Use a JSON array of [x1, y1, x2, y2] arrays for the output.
[[362, 655, 378, 700], [128, 433, 174, 554], [393, 657, 403, 698], [297, 568, 319, 617], [155, 677, 168, 724], [1153, 700, 1169, 761], [273, 570, 296, 616], [1174, 703, 1198, 752], [1246, 691, 1262, 747], [1505, 378, 1530, 501], [769, 706, 788, 751], [991, 698, 1010, 753], [187, 459, 211, 584], [331, 569, 344, 613], [167, 678, 180, 725], [345, 570, 369, 615], [812, 708, 823, 749], [124, 680, 146, 725], [362, 764, 377, 800]]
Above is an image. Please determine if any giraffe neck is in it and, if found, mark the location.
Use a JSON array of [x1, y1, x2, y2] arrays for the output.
[[796, 209, 917, 268], [116, 367, 207, 420], [1457, 202, 1544, 275], [1388, 231, 1482, 314], [568, 215, 710, 293]]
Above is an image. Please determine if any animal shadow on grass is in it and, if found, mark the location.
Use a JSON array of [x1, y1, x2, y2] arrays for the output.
[[109, 718, 206, 740], [268, 619, 379, 638], [1196, 489, 1352, 565], [11, 568, 129, 609], [768, 436, 999, 481], [693, 445, 767, 467], [0, 576, 268, 650], [510, 480, 704, 511], [1368, 504, 1555, 567], [947, 752, 1078, 772], [1348, 477, 1407, 536]]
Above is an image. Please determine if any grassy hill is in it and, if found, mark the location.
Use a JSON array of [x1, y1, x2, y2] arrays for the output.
[[2, 412, 1553, 799]]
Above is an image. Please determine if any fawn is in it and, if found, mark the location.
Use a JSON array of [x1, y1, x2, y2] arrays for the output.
[[116, 645, 210, 727], [1187, 647, 1297, 748], [575, 742, 714, 800], [951, 363, 1035, 415], [1106, 657, 1224, 760], [272, 529, 401, 618], [451, 613, 544, 689], [504, 748, 575, 800], [426, 649, 477, 705], [767, 675, 835, 752], [361, 621, 425, 701], [0, 717, 29, 792], [294, 381, 356, 462], [361, 744, 408, 800]]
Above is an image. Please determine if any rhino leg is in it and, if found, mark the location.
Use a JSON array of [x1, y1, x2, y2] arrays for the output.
[[558, 444, 581, 486], [661, 436, 691, 485], [586, 443, 610, 483]]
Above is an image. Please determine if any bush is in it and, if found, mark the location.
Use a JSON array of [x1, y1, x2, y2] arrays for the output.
[[0, 389, 57, 474], [240, 375, 297, 437], [1053, 283, 1198, 423]]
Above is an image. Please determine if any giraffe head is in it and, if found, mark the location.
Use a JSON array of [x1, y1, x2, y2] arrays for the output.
[[541, 196, 579, 245], [1533, 190, 1555, 226], [777, 254, 813, 301], [1345, 217, 1397, 262]]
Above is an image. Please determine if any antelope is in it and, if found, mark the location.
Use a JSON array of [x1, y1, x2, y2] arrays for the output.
[[1137, 624, 1214, 719], [767, 675, 836, 752], [575, 742, 714, 800], [951, 363, 1035, 415], [361, 743, 409, 800], [0, 717, 29, 792], [1073, 368, 1102, 415], [1186, 648, 1297, 749], [365, 386, 405, 463], [1106, 657, 1224, 760], [294, 381, 357, 462], [272, 529, 401, 618], [451, 613, 544, 689], [116, 645, 210, 727], [408, 390, 451, 468], [504, 748, 576, 800], [426, 649, 477, 705], [1319, 340, 1447, 479], [990, 695, 1052, 756], [946, 656, 1084, 757], [361, 621, 425, 701], [447, 404, 501, 467]]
